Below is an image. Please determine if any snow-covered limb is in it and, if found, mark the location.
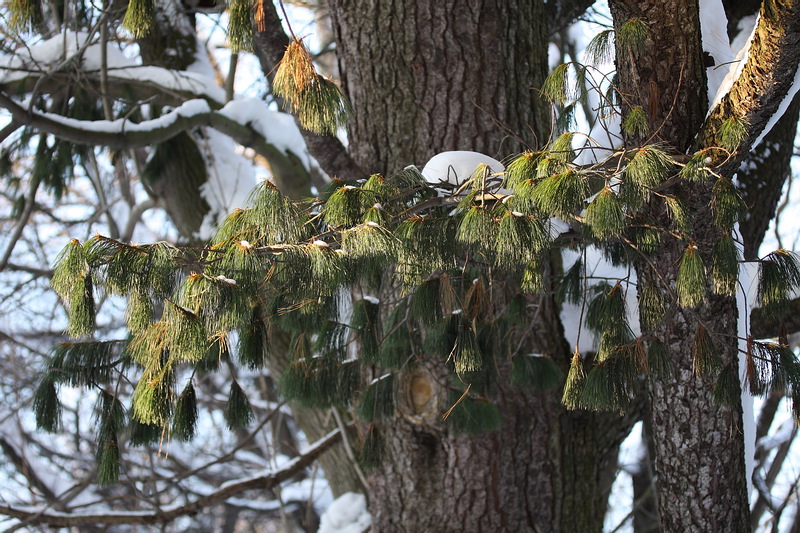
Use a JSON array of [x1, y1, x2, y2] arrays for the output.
[[0, 426, 346, 528], [0, 32, 225, 106], [0, 92, 304, 176], [696, 0, 800, 174]]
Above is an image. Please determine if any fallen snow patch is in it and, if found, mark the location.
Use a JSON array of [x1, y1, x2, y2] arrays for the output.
[[317, 492, 371, 533]]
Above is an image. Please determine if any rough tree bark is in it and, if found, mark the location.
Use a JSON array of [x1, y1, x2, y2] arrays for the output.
[[608, 0, 797, 530], [320, 1, 638, 531]]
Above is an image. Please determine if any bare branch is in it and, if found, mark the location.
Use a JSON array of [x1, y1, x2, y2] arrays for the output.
[[0, 427, 345, 528]]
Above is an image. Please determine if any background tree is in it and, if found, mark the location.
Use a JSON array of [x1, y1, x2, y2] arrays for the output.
[[1, 1, 800, 533]]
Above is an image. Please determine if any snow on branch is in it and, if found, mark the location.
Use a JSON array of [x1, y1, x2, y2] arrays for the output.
[[697, 0, 800, 173], [0, 92, 305, 169], [0, 32, 225, 105], [0, 427, 345, 528]]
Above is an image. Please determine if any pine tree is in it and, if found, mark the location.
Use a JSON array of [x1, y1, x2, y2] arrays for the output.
[[3, 0, 800, 531]]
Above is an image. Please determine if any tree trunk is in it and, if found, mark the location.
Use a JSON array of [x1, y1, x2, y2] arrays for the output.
[[328, 2, 637, 530], [609, 1, 751, 530]]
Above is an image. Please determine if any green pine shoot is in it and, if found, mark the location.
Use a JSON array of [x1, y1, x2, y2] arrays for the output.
[[585, 187, 625, 239], [579, 355, 637, 412], [648, 339, 673, 378], [718, 116, 749, 152], [358, 425, 385, 471], [511, 354, 562, 392], [676, 245, 706, 308], [273, 39, 351, 135], [679, 151, 711, 183], [757, 249, 800, 320], [622, 106, 649, 137], [617, 18, 649, 53], [33, 377, 61, 432], [457, 206, 498, 251], [228, 0, 253, 53], [711, 234, 739, 296], [639, 282, 666, 331], [562, 349, 586, 410], [521, 262, 544, 293], [121, 0, 154, 38], [96, 432, 121, 485], [173, 383, 198, 441], [225, 380, 254, 429], [530, 168, 588, 219], [713, 363, 739, 407], [9, 0, 42, 31], [444, 393, 502, 435], [323, 185, 371, 228], [357, 374, 396, 421], [495, 212, 549, 269], [710, 178, 745, 231], [541, 63, 573, 105], [52, 239, 96, 338], [557, 257, 583, 305], [453, 323, 483, 374], [692, 324, 720, 377], [131, 365, 173, 426], [665, 196, 691, 235], [584, 29, 615, 65], [505, 151, 542, 189], [625, 145, 673, 190]]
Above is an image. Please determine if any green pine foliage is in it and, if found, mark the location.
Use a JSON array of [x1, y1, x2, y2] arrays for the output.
[[511, 354, 562, 392], [580, 354, 638, 412], [122, 0, 154, 38], [224, 380, 254, 429], [584, 29, 615, 65], [745, 341, 800, 395], [647, 339, 673, 378], [52, 239, 96, 338], [9, 0, 42, 31], [585, 187, 625, 239], [757, 249, 800, 320], [718, 116, 749, 152], [711, 234, 739, 296], [272, 39, 351, 135], [227, 0, 253, 53], [638, 282, 666, 331], [33, 377, 61, 432], [495, 212, 549, 268], [504, 151, 542, 190], [444, 392, 502, 435], [530, 168, 588, 219], [47, 340, 129, 387], [622, 106, 649, 137], [617, 18, 649, 53], [625, 145, 673, 191], [676, 245, 706, 308], [557, 257, 583, 305], [173, 383, 198, 441], [679, 151, 711, 183], [562, 349, 586, 409], [713, 363, 740, 406], [711, 178, 745, 231], [358, 425, 385, 471], [692, 324, 720, 378], [357, 374, 396, 421]]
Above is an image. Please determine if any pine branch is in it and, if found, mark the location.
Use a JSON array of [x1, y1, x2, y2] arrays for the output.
[[0, 91, 294, 172], [0, 427, 346, 528], [250, 0, 363, 180], [750, 296, 800, 338]]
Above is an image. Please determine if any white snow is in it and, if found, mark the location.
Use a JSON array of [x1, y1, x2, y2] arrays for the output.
[[707, 13, 758, 114], [220, 98, 311, 170], [362, 296, 380, 305], [699, 0, 735, 104], [736, 237, 760, 502], [0, 32, 226, 104], [751, 66, 800, 148], [195, 128, 256, 239], [37, 99, 212, 134], [317, 492, 371, 533], [559, 246, 639, 354], [420, 151, 505, 187]]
